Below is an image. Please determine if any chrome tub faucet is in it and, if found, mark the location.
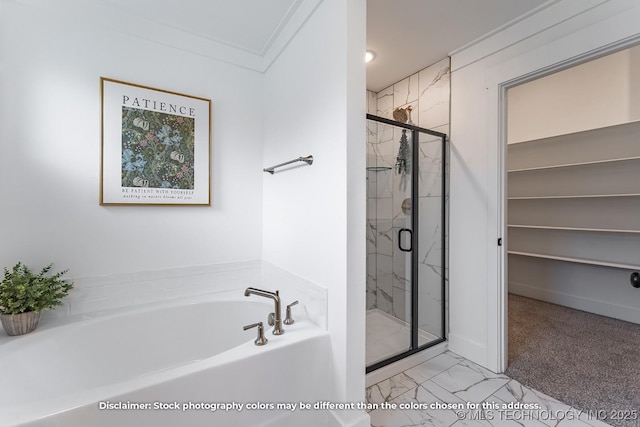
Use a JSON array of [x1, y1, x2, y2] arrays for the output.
[[243, 321, 268, 346], [244, 287, 284, 335]]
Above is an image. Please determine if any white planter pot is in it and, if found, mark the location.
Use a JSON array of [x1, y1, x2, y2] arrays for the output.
[[0, 311, 41, 336]]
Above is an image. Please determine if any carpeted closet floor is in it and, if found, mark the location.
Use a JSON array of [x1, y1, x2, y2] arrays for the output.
[[506, 294, 640, 427]]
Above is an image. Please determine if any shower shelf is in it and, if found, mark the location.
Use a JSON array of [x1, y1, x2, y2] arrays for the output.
[[366, 166, 392, 172]]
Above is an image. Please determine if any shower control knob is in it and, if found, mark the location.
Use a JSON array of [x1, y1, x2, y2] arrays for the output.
[[631, 272, 640, 288]]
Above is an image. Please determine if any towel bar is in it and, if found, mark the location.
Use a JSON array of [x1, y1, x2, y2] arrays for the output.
[[263, 155, 313, 174]]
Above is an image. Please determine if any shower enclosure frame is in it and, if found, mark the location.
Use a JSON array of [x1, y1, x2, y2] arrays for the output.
[[366, 114, 447, 373]]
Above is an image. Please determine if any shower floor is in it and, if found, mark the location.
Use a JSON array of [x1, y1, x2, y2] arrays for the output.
[[366, 309, 438, 366]]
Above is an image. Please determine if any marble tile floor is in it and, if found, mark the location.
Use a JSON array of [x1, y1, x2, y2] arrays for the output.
[[367, 309, 439, 366], [366, 351, 614, 427]]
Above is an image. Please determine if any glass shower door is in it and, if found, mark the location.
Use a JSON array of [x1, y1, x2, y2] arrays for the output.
[[366, 114, 446, 373], [366, 120, 413, 367], [416, 130, 446, 351]]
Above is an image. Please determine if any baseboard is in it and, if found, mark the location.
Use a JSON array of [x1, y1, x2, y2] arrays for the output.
[[447, 332, 488, 369], [510, 281, 640, 324], [329, 409, 370, 427]]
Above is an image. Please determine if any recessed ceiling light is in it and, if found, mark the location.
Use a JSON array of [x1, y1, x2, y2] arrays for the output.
[[365, 50, 376, 63]]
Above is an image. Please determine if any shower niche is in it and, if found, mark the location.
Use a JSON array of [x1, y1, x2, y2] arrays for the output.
[[366, 114, 447, 372]]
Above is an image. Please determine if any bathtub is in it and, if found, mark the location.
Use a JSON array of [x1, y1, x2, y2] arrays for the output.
[[0, 291, 333, 427]]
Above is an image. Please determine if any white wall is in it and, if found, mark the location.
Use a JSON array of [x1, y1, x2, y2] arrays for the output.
[[449, 0, 640, 372], [508, 45, 640, 143], [0, 1, 264, 278], [1, 2, 369, 424], [263, 0, 368, 424]]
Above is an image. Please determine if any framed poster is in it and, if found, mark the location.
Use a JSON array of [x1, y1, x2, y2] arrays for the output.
[[100, 77, 211, 206]]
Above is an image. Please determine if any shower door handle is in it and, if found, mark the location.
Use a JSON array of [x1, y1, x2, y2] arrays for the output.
[[398, 228, 412, 252]]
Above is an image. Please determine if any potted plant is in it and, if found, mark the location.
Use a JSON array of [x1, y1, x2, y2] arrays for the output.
[[0, 262, 74, 336]]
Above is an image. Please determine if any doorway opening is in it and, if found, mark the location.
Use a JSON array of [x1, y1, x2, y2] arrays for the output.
[[502, 43, 640, 422]]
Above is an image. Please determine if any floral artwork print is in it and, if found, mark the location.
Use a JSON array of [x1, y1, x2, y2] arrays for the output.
[[121, 107, 195, 189]]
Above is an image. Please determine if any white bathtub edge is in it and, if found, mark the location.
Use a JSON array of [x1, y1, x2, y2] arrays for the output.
[[30, 260, 328, 332], [260, 261, 329, 330]]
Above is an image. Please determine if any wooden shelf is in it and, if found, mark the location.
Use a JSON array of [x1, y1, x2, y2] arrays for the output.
[[508, 193, 640, 200], [507, 119, 640, 146], [507, 155, 640, 173], [507, 120, 640, 172], [507, 224, 640, 234], [507, 250, 640, 270]]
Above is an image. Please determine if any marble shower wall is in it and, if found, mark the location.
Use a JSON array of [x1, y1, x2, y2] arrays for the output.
[[366, 57, 450, 338]]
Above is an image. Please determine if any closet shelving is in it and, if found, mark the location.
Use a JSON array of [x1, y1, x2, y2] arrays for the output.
[[507, 120, 640, 271], [509, 193, 640, 200], [507, 250, 639, 270], [508, 224, 640, 234], [508, 155, 640, 173]]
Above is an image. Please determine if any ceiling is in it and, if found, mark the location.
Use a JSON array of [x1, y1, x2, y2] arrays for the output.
[[366, 0, 550, 91], [100, 0, 304, 55], [96, 0, 550, 89]]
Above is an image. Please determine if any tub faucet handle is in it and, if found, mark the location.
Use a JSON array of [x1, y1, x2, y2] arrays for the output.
[[268, 312, 275, 326], [243, 322, 268, 346], [284, 301, 299, 325]]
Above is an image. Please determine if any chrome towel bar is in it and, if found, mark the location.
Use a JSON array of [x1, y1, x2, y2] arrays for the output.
[[263, 155, 313, 174]]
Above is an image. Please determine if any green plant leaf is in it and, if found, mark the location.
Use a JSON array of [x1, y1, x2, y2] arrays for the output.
[[0, 262, 74, 315]]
